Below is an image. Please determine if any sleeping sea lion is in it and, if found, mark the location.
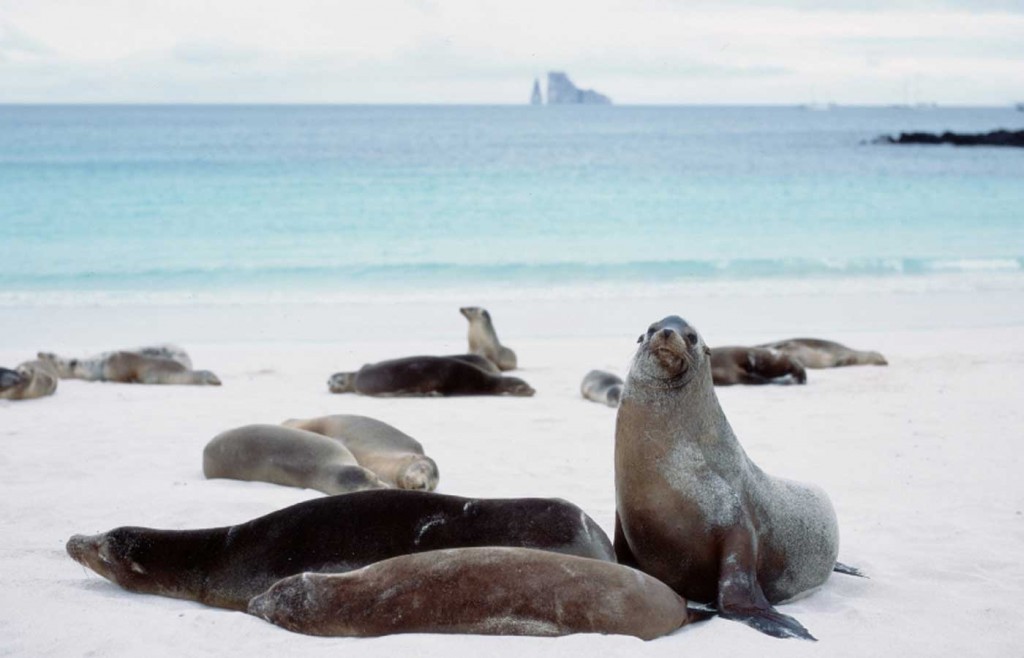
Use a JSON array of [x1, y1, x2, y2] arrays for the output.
[[756, 338, 887, 368], [282, 414, 439, 491], [580, 370, 624, 407], [65, 490, 615, 611], [37, 346, 218, 386], [328, 356, 534, 397], [203, 424, 388, 495], [249, 547, 701, 640]]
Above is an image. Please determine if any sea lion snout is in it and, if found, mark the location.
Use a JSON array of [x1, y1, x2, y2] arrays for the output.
[[66, 533, 99, 565]]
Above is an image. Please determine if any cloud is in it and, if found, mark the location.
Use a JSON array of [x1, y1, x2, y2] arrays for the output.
[[0, 21, 51, 61]]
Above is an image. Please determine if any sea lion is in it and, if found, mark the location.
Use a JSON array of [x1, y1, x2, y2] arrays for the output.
[[710, 346, 808, 386], [328, 355, 534, 397], [65, 490, 616, 611], [203, 424, 387, 495], [460, 306, 518, 371], [615, 316, 840, 640], [756, 338, 887, 368], [580, 370, 623, 407], [37, 346, 219, 386], [249, 547, 699, 640], [282, 415, 439, 491], [0, 360, 58, 400]]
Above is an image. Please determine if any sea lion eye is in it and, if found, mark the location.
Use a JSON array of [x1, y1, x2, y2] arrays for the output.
[[684, 331, 697, 346]]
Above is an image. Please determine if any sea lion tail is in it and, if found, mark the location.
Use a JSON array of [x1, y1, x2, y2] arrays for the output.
[[833, 561, 868, 578]]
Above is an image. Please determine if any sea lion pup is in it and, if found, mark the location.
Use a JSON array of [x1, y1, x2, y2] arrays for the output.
[[615, 316, 840, 640], [203, 424, 388, 495], [249, 547, 699, 639], [36, 348, 219, 386], [756, 338, 888, 368], [580, 370, 623, 407], [0, 360, 58, 400], [282, 415, 439, 491], [459, 306, 518, 371], [65, 490, 615, 611], [328, 355, 534, 397], [710, 346, 808, 386]]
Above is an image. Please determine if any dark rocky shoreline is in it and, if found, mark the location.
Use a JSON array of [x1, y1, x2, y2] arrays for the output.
[[872, 129, 1024, 148]]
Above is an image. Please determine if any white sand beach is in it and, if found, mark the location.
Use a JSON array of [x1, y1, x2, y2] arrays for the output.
[[2, 282, 1023, 656]]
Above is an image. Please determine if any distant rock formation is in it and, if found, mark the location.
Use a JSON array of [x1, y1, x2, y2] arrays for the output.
[[530, 78, 543, 105], [872, 129, 1024, 148], [546, 72, 611, 105]]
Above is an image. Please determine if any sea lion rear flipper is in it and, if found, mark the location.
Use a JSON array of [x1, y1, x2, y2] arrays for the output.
[[833, 562, 868, 578], [717, 531, 816, 641]]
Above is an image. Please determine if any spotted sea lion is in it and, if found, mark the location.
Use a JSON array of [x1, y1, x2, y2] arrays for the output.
[[459, 306, 518, 371], [710, 346, 808, 386], [203, 424, 387, 495], [615, 316, 842, 640], [580, 370, 623, 407], [249, 547, 701, 640], [37, 346, 219, 386], [756, 338, 887, 368], [328, 356, 534, 397], [65, 490, 616, 611], [282, 415, 439, 491], [0, 360, 58, 400]]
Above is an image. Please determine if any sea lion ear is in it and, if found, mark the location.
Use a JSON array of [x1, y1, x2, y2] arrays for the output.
[[704, 345, 712, 356], [637, 334, 644, 344]]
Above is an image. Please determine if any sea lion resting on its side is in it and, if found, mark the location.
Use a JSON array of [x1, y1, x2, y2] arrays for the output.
[[249, 547, 702, 640], [710, 346, 808, 386], [65, 490, 616, 611], [756, 338, 887, 368], [329, 355, 534, 397], [615, 316, 846, 640], [460, 306, 518, 371], [203, 424, 388, 495], [0, 360, 58, 400], [580, 370, 623, 407], [282, 414, 439, 491], [37, 344, 219, 386]]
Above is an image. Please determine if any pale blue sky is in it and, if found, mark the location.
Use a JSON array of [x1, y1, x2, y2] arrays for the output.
[[1, 0, 1022, 104]]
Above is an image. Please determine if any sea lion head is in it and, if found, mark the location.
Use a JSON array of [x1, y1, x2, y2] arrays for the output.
[[327, 372, 356, 393], [194, 370, 222, 386], [397, 456, 440, 491], [498, 376, 535, 397], [866, 351, 888, 366], [459, 306, 492, 326], [66, 528, 175, 596], [36, 352, 77, 378], [631, 316, 710, 387]]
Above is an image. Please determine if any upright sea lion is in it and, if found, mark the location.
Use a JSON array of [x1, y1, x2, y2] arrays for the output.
[[282, 415, 438, 491], [328, 356, 534, 397], [580, 370, 623, 407], [460, 306, 518, 371], [0, 360, 58, 400], [37, 346, 219, 386], [203, 424, 387, 495], [756, 338, 887, 368], [615, 316, 841, 640], [710, 346, 808, 386], [249, 547, 699, 640], [65, 490, 616, 611]]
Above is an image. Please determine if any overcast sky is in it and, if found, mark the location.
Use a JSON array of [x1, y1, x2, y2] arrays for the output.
[[1, 0, 1022, 104]]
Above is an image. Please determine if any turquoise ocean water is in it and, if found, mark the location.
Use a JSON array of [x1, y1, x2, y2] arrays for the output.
[[1, 105, 1022, 305]]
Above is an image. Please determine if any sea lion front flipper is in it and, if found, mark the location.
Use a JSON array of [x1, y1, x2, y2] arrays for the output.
[[833, 562, 868, 578], [0, 367, 23, 391], [717, 530, 816, 641], [612, 513, 639, 568]]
